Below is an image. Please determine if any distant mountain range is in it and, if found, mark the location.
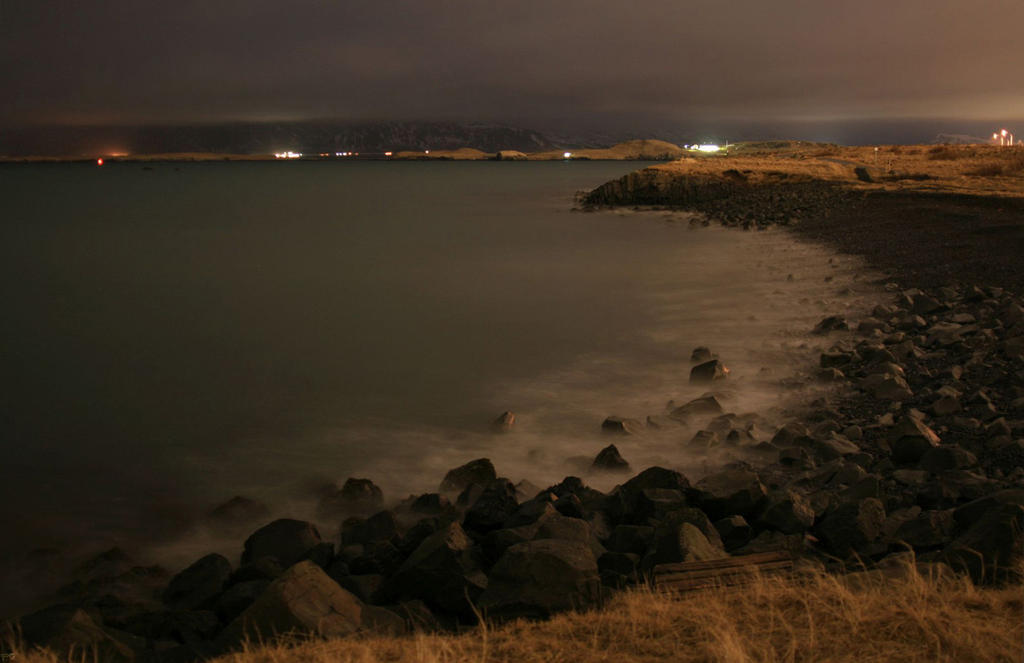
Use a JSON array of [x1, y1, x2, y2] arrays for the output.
[[0, 121, 558, 157]]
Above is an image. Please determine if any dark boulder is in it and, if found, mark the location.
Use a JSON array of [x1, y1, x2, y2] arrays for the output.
[[918, 446, 977, 473], [241, 519, 323, 569], [757, 490, 815, 534], [606, 525, 655, 555], [670, 394, 724, 420], [162, 553, 232, 611], [812, 315, 848, 334], [478, 540, 600, 619], [217, 561, 363, 648], [379, 522, 487, 616], [890, 417, 941, 464], [943, 503, 1024, 583], [341, 510, 400, 546], [463, 479, 519, 533], [714, 515, 753, 551], [317, 478, 384, 518], [690, 359, 729, 384], [690, 346, 715, 363], [409, 493, 452, 516], [491, 411, 515, 432], [601, 417, 644, 435], [641, 521, 726, 571], [814, 498, 886, 557], [439, 458, 497, 493], [592, 444, 631, 472], [892, 510, 954, 548], [214, 579, 269, 623], [694, 467, 767, 520]]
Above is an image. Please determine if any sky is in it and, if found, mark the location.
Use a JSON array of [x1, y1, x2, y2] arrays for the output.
[[2, 0, 1024, 137]]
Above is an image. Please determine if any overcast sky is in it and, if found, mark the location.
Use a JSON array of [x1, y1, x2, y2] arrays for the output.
[[3, 0, 1023, 131]]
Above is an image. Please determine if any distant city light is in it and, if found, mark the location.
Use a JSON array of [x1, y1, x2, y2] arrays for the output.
[[274, 151, 302, 159], [425, 150, 430, 154], [993, 129, 1017, 146], [563, 152, 572, 159], [696, 144, 721, 152], [384, 151, 392, 156]]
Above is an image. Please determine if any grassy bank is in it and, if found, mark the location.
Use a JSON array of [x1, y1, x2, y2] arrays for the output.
[[13, 562, 1021, 662]]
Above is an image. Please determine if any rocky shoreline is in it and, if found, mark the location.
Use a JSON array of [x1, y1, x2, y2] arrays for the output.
[[6, 163, 1024, 663]]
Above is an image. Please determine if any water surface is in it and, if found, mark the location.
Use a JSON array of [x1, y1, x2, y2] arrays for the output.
[[0, 160, 880, 590]]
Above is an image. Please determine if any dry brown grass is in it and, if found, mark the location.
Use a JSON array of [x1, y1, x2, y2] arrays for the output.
[[10, 562, 1021, 663], [649, 143, 1024, 198]]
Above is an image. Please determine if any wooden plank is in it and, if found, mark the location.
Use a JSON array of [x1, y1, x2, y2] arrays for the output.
[[652, 551, 794, 593], [653, 551, 791, 575]]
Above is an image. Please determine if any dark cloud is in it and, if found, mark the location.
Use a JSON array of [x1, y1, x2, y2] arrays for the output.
[[2, 0, 1023, 130]]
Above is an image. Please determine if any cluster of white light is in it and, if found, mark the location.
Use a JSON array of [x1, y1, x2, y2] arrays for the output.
[[274, 151, 302, 159], [335, 151, 358, 156], [563, 151, 572, 159], [682, 144, 723, 152], [992, 129, 1017, 146]]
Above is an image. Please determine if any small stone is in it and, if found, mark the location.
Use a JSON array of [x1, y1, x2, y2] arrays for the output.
[[601, 417, 644, 435], [812, 315, 848, 334], [690, 359, 729, 384], [491, 411, 516, 432], [592, 444, 631, 472]]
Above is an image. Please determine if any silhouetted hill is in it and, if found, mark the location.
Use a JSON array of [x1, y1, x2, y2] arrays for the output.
[[0, 121, 555, 157]]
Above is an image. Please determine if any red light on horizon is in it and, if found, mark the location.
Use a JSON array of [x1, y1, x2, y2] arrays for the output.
[[97, 158, 104, 166]]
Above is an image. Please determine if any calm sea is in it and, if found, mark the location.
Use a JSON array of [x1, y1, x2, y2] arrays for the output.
[[0, 160, 878, 605]]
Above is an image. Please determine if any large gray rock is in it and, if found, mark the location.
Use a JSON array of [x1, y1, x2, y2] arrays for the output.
[[606, 466, 692, 524], [814, 498, 886, 557], [163, 553, 232, 611], [217, 561, 362, 647], [534, 512, 606, 558], [478, 540, 601, 618], [341, 510, 399, 546], [641, 522, 726, 571], [892, 510, 954, 548], [463, 479, 519, 533], [241, 519, 323, 569], [380, 522, 487, 615], [439, 458, 496, 493], [757, 490, 815, 534], [694, 467, 767, 519], [943, 503, 1024, 583], [890, 417, 941, 464]]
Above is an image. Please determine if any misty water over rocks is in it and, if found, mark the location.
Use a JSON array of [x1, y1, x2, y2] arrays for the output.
[[0, 162, 886, 619]]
